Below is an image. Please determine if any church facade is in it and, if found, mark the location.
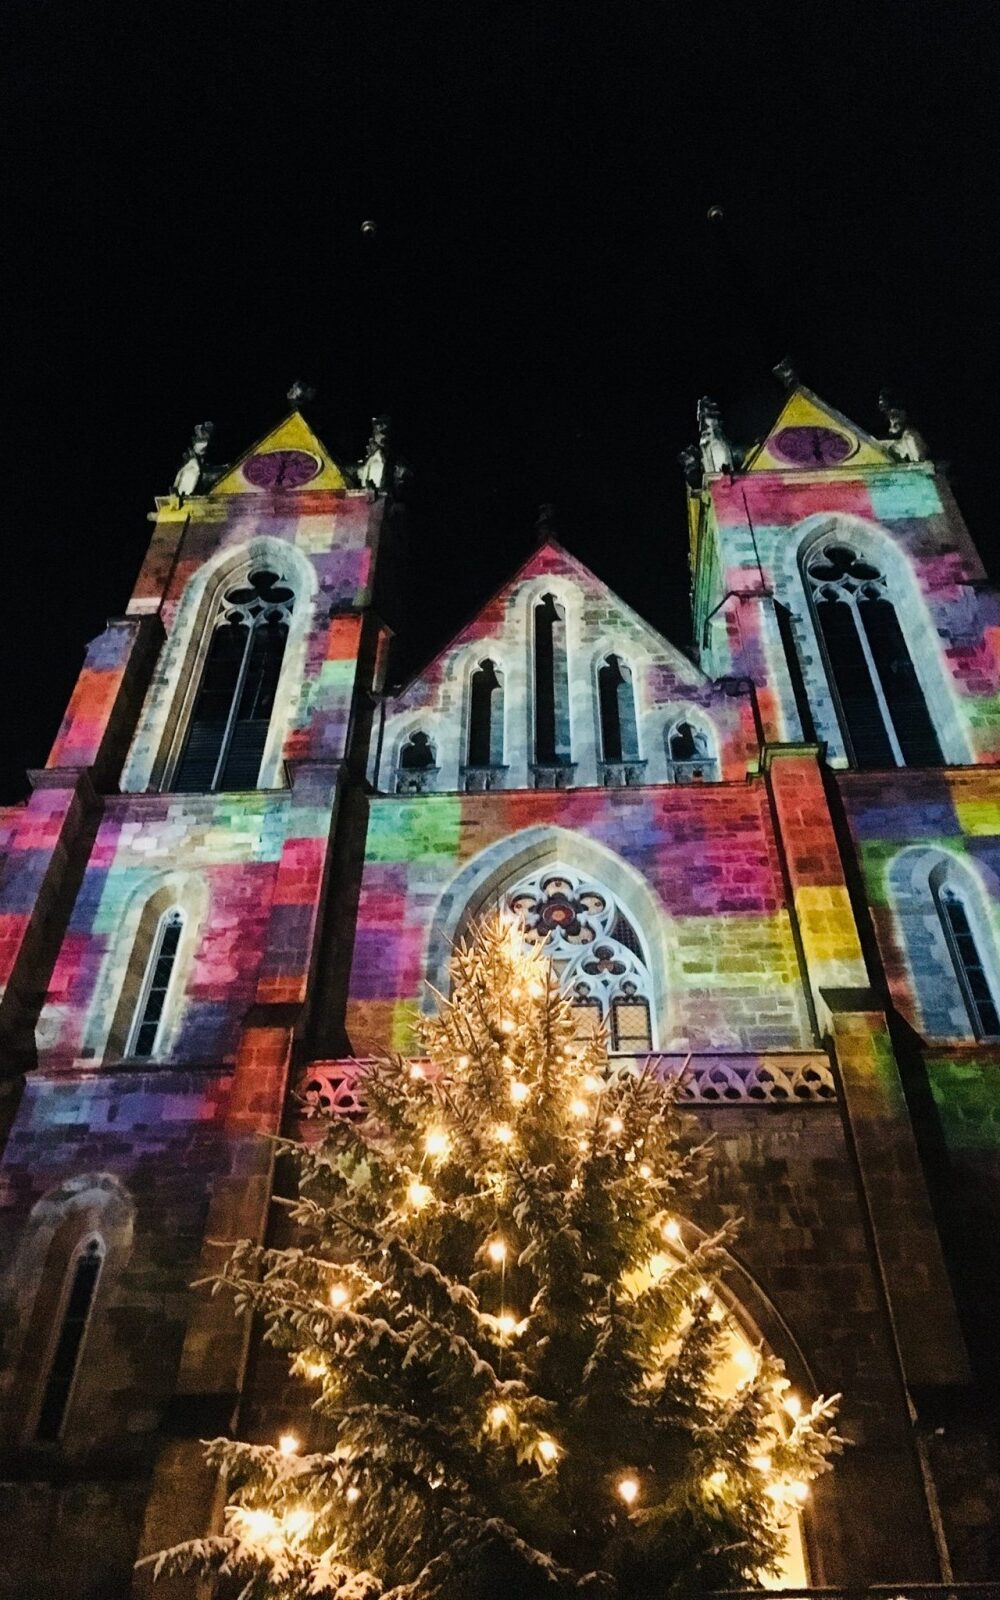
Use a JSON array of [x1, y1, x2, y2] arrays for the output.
[[1, 384, 998, 1596]]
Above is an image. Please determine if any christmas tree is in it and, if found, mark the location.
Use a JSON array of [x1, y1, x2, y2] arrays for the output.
[[147, 915, 841, 1598]]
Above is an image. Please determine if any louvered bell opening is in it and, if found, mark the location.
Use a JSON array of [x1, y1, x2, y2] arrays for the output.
[[217, 619, 288, 791], [816, 602, 895, 769], [859, 597, 943, 767], [35, 1243, 102, 1442], [171, 621, 248, 792]]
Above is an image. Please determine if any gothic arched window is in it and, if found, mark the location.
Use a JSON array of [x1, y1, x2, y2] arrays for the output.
[[125, 907, 183, 1059], [805, 542, 942, 768], [533, 595, 572, 782], [506, 867, 654, 1052], [934, 880, 1000, 1039], [467, 660, 504, 770], [35, 1236, 104, 1442], [665, 719, 717, 783], [171, 567, 294, 792], [597, 655, 641, 776], [396, 731, 437, 794]]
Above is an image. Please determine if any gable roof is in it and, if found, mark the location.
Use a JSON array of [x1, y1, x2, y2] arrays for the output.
[[393, 537, 706, 701], [742, 385, 894, 472], [210, 410, 349, 494]]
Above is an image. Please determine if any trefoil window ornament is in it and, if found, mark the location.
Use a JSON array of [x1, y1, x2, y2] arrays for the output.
[[504, 867, 653, 1052]]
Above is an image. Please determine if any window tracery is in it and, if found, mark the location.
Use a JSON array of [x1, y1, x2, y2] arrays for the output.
[[170, 566, 294, 792], [804, 541, 942, 768], [665, 718, 717, 783], [505, 867, 653, 1052], [934, 880, 1000, 1039]]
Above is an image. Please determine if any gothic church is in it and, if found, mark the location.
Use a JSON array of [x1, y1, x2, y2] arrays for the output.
[[1, 380, 998, 1596]]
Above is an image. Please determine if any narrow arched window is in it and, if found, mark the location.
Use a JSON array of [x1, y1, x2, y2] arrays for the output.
[[935, 883, 1000, 1038], [805, 543, 942, 768], [35, 1236, 104, 1442], [125, 908, 183, 1059], [396, 731, 437, 793], [533, 595, 572, 781], [467, 660, 504, 769], [597, 654, 640, 774], [171, 567, 294, 792]]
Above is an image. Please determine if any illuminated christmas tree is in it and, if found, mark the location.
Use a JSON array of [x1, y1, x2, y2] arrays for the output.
[[148, 916, 841, 1598]]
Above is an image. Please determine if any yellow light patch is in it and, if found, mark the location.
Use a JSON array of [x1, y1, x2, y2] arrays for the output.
[[211, 410, 348, 494], [954, 795, 1000, 836], [794, 885, 866, 977]]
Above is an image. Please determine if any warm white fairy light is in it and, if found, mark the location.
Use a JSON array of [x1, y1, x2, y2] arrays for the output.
[[489, 1403, 509, 1428], [329, 1283, 350, 1308], [617, 1475, 639, 1505], [501, 1054, 515, 1072], [303, 1359, 326, 1380], [283, 1507, 313, 1539], [345, 1485, 361, 1505], [639, 1162, 652, 1180], [409, 1063, 425, 1080], [570, 1098, 588, 1119], [696, 1282, 712, 1302], [487, 1238, 508, 1265], [577, 1136, 588, 1152], [238, 1508, 281, 1542], [750, 1453, 772, 1473], [582, 1074, 601, 1094], [783, 1391, 802, 1420], [278, 1432, 300, 1456], [537, 1436, 558, 1463], [407, 1180, 433, 1209], [425, 1128, 449, 1159], [528, 981, 544, 999], [493, 1122, 514, 1145], [510, 1080, 530, 1105], [496, 1313, 517, 1337], [608, 1115, 624, 1135], [457, 1055, 470, 1069], [788, 1479, 810, 1503], [663, 1217, 681, 1241], [705, 1468, 728, 1492], [500, 1017, 515, 1034]]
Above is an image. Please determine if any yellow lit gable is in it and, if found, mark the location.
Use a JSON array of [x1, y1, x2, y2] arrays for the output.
[[211, 411, 349, 495], [744, 387, 894, 472]]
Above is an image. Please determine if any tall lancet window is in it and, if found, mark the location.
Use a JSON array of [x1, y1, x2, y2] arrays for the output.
[[505, 867, 654, 1053], [533, 595, 572, 776], [597, 655, 640, 767], [126, 908, 183, 1059], [35, 1237, 104, 1441], [171, 567, 294, 792], [935, 881, 1000, 1038], [467, 659, 504, 769], [805, 542, 942, 768]]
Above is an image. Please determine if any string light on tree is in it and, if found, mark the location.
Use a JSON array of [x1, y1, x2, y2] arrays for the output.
[[151, 914, 842, 1598]]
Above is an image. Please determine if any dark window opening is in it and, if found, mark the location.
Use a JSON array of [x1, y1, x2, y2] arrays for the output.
[[468, 660, 503, 768], [128, 909, 183, 1059], [36, 1239, 103, 1442], [598, 655, 639, 763], [938, 886, 1000, 1038], [399, 732, 435, 770], [171, 568, 293, 792], [534, 595, 571, 765]]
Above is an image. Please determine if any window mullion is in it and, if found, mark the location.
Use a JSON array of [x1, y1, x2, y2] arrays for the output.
[[212, 620, 255, 790], [850, 598, 904, 766]]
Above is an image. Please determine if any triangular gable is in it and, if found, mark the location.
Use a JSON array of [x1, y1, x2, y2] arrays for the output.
[[395, 538, 706, 704], [743, 386, 894, 472], [211, 411, 348, 494]]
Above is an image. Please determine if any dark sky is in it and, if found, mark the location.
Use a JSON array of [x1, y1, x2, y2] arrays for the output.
[[2, 2, 997, 801]]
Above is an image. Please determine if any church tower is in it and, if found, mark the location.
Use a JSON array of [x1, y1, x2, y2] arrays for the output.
[[1, 378, 998, 1595]]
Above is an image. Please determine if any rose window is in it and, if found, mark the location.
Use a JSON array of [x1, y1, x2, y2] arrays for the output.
[[504, 868, 653, 1053]]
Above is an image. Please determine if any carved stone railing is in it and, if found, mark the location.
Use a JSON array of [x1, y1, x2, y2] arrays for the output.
[[461, 765, 509, 793], [530, 762, 577, 790], [666, 757, 718, 785], [296, 1052, 837, 1119], [599, 760, 647, 788], [394, 765, 439, 795]]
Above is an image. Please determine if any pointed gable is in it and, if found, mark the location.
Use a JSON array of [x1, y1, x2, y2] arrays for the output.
[[211, 410, 349, 495], [396, 538, 706, 705], [744, 386, 894, 473]]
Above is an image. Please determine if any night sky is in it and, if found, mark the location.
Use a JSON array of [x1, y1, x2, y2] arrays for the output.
[[2, 3, 997, 802]]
